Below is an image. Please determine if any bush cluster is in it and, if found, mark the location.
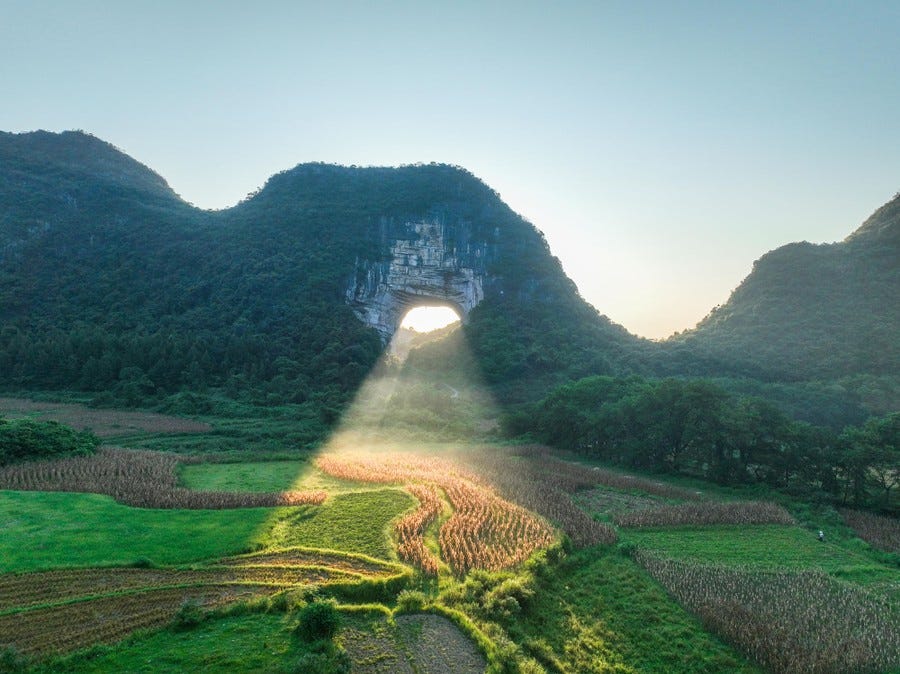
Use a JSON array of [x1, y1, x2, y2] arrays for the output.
[[0, 418, 98, 466]]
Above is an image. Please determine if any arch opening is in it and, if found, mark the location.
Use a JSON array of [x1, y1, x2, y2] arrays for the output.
[[400, 305, 462, 333], [391, 303, 462, 361]]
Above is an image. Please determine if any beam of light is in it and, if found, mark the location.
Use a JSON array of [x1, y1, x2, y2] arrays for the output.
[[250, 306, 502, 552]]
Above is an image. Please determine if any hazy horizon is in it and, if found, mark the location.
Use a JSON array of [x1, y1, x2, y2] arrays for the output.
[[3, 1, 898, 338]]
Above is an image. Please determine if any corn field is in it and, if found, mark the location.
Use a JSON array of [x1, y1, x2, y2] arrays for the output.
[[633, 550, 900, 674], [395, 483, 443, 575], [615, 500, 795, 528], [315, 451, 556, 573], [0, 585, 260, 657], [840, 508, 900, 554], [0, 447, 326, 508], [509, 445, 703, 500], [455, 449, 618, 547]]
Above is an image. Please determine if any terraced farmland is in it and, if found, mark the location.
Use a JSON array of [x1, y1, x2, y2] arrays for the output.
[[0, 547, 406, 659]]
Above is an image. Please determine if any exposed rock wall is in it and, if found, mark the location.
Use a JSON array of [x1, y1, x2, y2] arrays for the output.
[[345, 220, 488, 341]]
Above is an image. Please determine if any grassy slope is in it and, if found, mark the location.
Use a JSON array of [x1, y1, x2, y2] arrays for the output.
[[623, 524, 900, 601], [0, 491, 271, 572], [510, 549, 760, 674]]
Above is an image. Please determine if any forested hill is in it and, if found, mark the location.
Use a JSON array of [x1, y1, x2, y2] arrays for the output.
[[671, 192, 900, 381], [0, 130, 644, 413]]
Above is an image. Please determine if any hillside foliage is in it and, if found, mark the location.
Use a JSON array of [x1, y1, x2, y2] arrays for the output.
[[510, 375, 899, 513], [0, 417, 99, 465]]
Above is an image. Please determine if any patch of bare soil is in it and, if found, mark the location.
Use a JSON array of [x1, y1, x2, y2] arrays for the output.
[[396, 614, 487, 674], [342, 614, 486, 674], [341, 623, 416, 674]]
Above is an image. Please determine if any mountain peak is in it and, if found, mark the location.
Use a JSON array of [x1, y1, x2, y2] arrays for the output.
[[0, 129, 177, 200], [845, 190, 900, 246]]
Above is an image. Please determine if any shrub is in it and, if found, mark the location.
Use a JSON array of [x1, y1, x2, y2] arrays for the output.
[[293, 601, 341, 642], [0, 418, 99, 466], [395, 589, 428, 613], [129, 556, 156, 568], [0, 646, 25, 674], [483, 576, 535, 619], [171, 600, 205, 631], [291, 647, 351, 674]]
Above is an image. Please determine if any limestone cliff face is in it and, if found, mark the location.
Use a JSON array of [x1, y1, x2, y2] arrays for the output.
[[345, 220, 491, 341]]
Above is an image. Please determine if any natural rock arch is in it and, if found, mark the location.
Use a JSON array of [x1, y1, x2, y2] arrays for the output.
[[345, 221, 486, 342]]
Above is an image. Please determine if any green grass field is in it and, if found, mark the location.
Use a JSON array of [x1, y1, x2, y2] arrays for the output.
[[623, 524, 877, 571], [0, 486, 415, 574], [264, 488, 415, 560], [29, 613, 311, 674], [623, 523, 900, 601], [0, 491, 272, 573], [500, 549, 760, 674], [179, 460, 362, 494]]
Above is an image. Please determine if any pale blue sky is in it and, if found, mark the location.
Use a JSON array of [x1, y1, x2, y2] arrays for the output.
[[2, 1, 898, 338]]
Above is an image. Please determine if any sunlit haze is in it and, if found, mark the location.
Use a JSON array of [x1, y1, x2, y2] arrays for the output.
[[400, 306, 462, 333], [3, 1, 898, 338]]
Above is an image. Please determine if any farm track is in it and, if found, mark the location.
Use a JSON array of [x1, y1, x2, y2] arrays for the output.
[[0, 547, 405, 659]]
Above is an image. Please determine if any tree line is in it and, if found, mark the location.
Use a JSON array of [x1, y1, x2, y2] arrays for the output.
[[507, 376, 899, 513]]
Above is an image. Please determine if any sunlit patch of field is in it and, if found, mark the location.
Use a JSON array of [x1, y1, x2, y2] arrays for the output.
[[314, 443, 557, 574], [0, 397, 211, 437], [178, 459, 364, 494], [265, 489, 416, 560]]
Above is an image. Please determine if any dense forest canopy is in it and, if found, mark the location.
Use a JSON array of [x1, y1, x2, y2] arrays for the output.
[[0, 130, 897, 468]]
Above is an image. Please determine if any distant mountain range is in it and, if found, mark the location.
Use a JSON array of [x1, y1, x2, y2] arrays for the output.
[[0, 130, 896, 413]]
